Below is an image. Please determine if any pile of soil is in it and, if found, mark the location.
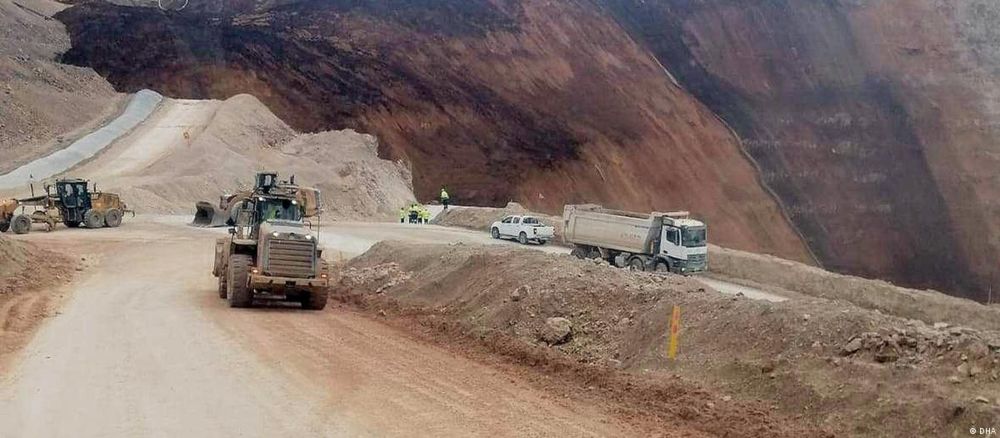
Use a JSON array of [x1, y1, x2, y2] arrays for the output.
[[0, 237, 75, 364], [432, 203, 564, 240], [336, 241, 1000, 437], [709, 245, 1000, 332], [0, 0, 122, 174], [73, 94, 416, 221]]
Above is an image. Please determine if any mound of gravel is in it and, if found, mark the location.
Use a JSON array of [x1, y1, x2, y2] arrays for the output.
[[336, 241, 1000, 437]]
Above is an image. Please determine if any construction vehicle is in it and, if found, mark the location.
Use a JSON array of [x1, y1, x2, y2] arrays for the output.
[[563, 204, 708, 274], [193, 180, 319, 227], [212, 172, 329, 310], [0, 178, 130, 234]]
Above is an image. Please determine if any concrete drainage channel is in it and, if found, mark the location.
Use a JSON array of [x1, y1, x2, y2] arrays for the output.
[[0, 90, 163, 190]]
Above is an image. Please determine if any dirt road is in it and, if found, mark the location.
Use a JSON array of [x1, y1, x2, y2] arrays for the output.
[[0, 219, 641, 437]]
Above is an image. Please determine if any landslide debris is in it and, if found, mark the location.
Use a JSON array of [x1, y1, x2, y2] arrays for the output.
[[336, 241, 1000, 437]]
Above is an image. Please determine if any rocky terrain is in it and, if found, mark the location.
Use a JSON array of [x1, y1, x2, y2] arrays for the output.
[[52, 0, 814, 267], [47, 0, 1000, 301], [337, 241, 1000, 437], [0, 0, 122, 174]]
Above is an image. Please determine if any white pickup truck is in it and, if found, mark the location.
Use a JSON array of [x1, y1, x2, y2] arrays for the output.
[[490, 215, 555, 245]]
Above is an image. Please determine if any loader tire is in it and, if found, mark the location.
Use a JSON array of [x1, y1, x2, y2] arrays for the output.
[[227, 254, 253, 308], [64, 220, 81, 228], [11, 215, 31, 235], [105, 209, 123, 228], [217, 271, 228, 299], [84, 210, 105, 229], [302, 289, 329, 311], [0, 220, 9, 233]]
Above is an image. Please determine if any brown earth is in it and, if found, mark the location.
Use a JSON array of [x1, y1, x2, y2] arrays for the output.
[[0, 0, 122, 174], [336, 241, 1000, 437], [52, 0, 814, 267], [602, 0, 1000, 301], [0, 237, 76, 367], [31, 93, 417, 221]]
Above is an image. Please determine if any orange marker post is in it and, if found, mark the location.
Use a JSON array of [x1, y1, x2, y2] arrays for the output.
[[668, 305, 681, 360]]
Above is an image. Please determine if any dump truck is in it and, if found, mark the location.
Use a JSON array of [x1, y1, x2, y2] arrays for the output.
[[212, 172, 329, 309], [563, 204, 707, 274], [0, 179, 130, 234]]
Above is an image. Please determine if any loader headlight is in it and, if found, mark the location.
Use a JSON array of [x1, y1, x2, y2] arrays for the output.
[[272, 232, 280, 237], [305, 235, 313, 240]]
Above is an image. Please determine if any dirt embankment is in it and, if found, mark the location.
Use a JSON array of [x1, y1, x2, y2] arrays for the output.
[[0, 0, 122, 174], [67, 94, 416, 221], [0, 237, 75, 365], [336, 241, 1000, 437], [709, 246, 1000, 334]]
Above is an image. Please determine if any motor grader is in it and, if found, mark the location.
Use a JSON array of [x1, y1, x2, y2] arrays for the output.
[[212, 172, 329, 310], [0, 179, 130, 234]]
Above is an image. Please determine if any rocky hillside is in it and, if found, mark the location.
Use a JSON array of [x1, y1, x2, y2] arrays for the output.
[[603, 0, 1000, 301], [53, 0, 814, 266], [0, 0, 121, 174], [52, 0, 1000, 300]]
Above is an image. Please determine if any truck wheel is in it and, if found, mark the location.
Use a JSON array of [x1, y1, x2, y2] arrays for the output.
[[654, 262, 670, 273], [628, 257, 646, 272], [84, 210, 105, 229], [217, 271, 228, 299], [570, 246, 588, 259], [518, 232, 528, 245], [302, 289, 329, 310], [64, 220, 81, 228], [11, 215, 31, 235], [537, 239, 548, 246], [227, 254, 253, 308], [104, 209, 123, 228], [0, 220, 9, 233], [491, 227, 500, 239]]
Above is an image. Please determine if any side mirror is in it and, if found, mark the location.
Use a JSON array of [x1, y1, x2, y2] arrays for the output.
[[228, 227, 236, 235]]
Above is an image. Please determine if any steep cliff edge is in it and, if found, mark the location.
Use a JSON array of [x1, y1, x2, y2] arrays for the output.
[[54, 0, 814, 263], [603, 0, 1000, 300]]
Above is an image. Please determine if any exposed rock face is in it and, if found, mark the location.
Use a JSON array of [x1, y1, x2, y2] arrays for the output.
[[54, 0, 1000, 299], [53, 0, 814, 265], [603, 0, 1000, 300]]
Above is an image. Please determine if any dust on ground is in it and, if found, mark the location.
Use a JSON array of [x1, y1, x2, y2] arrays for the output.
[[0, 0, 123, 174], [335, 241, 1000, 437], [0, 236, 76, 367]]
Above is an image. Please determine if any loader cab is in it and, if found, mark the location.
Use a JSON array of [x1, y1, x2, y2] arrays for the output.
[[53, 179, 92, 223]]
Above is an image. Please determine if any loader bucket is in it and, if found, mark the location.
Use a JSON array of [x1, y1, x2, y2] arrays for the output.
[[193, 201, 230, 227]]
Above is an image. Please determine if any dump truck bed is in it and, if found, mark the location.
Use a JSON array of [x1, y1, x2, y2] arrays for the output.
[[562, 205, 661, 254]]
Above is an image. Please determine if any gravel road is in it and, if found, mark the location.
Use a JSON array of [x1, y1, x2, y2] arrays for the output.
[[0, 220, 638, 437]]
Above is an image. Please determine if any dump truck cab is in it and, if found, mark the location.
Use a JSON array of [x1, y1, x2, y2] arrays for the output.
[[656, 215, 708, 273], [213, 172, 328, 310]]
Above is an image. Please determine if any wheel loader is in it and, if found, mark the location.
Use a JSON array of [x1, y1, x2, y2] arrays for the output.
[[212, 172, 329, 310], [0, 179, 131, 234]]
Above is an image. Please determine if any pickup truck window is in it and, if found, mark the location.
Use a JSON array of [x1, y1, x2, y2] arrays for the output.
[[512, 217, 521, 224], [523, 217, 538, 224], [501, 217, 512, 224]]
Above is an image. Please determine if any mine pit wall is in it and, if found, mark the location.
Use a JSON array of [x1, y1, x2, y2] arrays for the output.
[[602, 0, 1000, 301], [54, 0, 815, 265]]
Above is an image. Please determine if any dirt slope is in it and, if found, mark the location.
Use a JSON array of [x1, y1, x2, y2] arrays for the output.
[[338, 241, 1000, 437], [0, 237, 74, 367], [53, 0, 814, 264], [601, 0, 1000, 301], [0, 0, 122, 174], [59, 93, 415, 220]]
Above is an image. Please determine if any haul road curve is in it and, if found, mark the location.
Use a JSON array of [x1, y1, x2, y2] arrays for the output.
[[0, 219, 643, 437]]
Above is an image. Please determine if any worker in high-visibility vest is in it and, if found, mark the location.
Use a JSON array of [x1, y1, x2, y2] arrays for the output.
[[420, 206, 431, 223], [408, 203, 420, 224], [399, 206, 407, 224], [440, 188, 450, 210]]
